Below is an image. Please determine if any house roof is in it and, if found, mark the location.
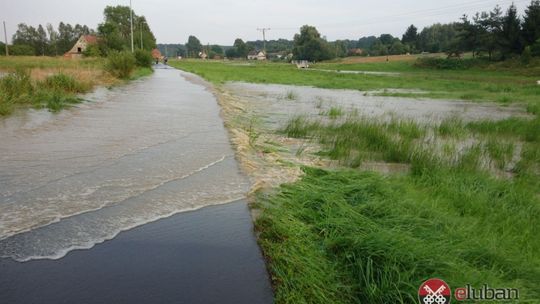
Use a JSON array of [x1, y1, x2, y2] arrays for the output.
[[83, 35, 98, 44]]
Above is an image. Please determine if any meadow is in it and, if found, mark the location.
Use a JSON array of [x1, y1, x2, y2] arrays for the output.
[[169, 57, 540, 114], [171, 57, 540, 303], [0, 56, 153, 115]]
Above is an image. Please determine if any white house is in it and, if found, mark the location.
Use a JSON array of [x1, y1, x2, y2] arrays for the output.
[[247, 50, 266, 60]]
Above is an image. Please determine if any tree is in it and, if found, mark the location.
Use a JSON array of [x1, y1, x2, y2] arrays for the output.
[[292, 25, 333, 61], [233, 38, 249, 58], [498, 4, 523, 58], [522, 0, 540, 46], [402, 24, 418, 50], [475, 7, 503, 60], [98, 5, 156, 54], [211, 45, 223, 55], [46, 23, 59, 56], [186, 35, 202, 58]]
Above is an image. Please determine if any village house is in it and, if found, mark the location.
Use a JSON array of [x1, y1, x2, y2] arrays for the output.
[[64, 35, 98, 59], [151, 48, 162, 60], [247, 50, 266, 60]]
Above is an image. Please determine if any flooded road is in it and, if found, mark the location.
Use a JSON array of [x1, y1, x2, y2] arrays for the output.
[[0, 67, 250, 261]]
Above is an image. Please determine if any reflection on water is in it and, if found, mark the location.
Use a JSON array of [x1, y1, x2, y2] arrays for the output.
[[0, 68, 249, 261]]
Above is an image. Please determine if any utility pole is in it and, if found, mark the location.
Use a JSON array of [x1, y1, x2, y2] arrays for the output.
[[130, 0, 134, 53], [257, 28, 271, 54], [140, 20, 145, 50], [3, 21, 8, 56]]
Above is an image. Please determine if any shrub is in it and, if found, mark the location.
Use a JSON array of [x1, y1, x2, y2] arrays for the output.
[[134, 49, 153, 68], [414, 57, 482, 70], [521, 46, 532, 65], [0, 70, 33, 100], [105, 51, 136, 79], [42, 74, 83, 93], [83, 44, 103, 57]]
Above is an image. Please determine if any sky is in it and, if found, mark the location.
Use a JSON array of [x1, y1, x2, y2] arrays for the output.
[[1, 0, 532, 45]]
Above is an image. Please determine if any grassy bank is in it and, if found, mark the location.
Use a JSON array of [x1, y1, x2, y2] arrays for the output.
[[169, 58, 540, 113], [0, 56, 153, 115], [168, 59, 539, 303], [257, 115, 539, 303]]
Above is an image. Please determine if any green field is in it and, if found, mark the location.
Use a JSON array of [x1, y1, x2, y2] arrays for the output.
[[169, 58, 540, 114], [171, 58, 540, 303]]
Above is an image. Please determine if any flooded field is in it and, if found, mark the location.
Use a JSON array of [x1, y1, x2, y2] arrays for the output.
[[224, 82, 530, 128], [0, 68, 250, 261]]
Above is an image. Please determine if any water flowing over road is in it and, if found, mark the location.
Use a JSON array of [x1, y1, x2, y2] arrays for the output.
[[0, 66, 252, 261]]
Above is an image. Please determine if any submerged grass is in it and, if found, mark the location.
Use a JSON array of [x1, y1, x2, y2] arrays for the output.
[[0, 70, 88, 114], [257, 113, 540, 303]]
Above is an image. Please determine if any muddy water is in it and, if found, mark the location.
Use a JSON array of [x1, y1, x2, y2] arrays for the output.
[[0, 67, 250, 262], [225, 82, 530, 128]]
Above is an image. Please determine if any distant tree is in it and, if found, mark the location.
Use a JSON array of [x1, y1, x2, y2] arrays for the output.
[[357, 36, 377, 49], [0, 41, 5, 56], [36, 25, 48, 56], [455, 15, 482, 56], [98, 5, 156, 54], [292, 25, 333, 61], [9, 44, 35, 56], [389, 40, 406, 55], [186, 35, 203, 57], [402, 24, 418, 50], [418, 23, 457, 53], [475, 7, 503, 60], [498, 4, 523, 58], [522, 0, 540, 46], [46, 23, 59, 56], [211, 45, 223, 55], [225, 48, 237, 58], [233, 38, 249, 58], [331, 40, 348, 57]]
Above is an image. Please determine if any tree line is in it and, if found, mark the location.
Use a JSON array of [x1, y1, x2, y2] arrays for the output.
[[2, 5, 157, 57], [172, 1, 539, 62]]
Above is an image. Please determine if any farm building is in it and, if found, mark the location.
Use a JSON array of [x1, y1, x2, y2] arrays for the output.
[[152, 48, 162, 59], [247, 51, 266, 60], [64, 35, 98, 59]]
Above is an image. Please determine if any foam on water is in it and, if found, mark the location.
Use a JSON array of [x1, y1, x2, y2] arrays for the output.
[[0, 68, 249, 261]]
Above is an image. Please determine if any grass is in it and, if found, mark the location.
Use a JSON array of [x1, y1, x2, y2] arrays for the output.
[[257, 114, 540, 303], [0, 56, 153, 115], [167, 57, 540, 303], [0, 70, 87, 114], [169, 58, 540, 111]]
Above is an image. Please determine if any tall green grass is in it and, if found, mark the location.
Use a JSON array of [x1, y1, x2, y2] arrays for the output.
[[257, 114, 540, 303], [0, 70, 88, 115]]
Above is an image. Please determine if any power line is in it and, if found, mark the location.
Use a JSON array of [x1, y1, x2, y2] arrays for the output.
[[257, 28, 271, 53]]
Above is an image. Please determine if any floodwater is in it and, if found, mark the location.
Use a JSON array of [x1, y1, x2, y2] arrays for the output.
[[0, 66, 251, 261], [225, 82, 530, 128]]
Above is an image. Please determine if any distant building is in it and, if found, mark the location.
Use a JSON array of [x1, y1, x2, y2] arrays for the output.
[[199, 51, 208, 59], [64, 35, 98, 59], [152, 48, 162, 59], [348, 48, 364, 56], [247, 50, 266, 60]]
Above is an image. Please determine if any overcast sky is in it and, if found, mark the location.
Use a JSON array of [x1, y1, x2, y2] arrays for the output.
[[1, 0, 531, 45]]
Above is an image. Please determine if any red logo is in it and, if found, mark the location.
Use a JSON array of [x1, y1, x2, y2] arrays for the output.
[[418, 278, 451, 304]]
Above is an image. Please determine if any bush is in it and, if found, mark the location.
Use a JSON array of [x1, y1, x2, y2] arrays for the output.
[[105, 51, 136, 79], [42, 74, 83, 93], [414, 57, 483, 70], [134, 49, 153, 68], [83, 44, 102, 57], [9, 44, 35, 56], [0, 70, 33, 100], [521, 46, 532, 65]]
